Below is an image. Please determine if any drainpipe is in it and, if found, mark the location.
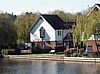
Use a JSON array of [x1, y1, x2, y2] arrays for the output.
[[62, 27, 64, 48]]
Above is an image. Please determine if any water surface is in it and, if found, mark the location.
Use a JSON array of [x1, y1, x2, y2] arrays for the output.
[[0, 59, 100, 74]]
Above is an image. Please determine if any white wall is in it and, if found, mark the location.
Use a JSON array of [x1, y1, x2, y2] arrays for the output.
[[30, 16, 55, 42], [55, 29, 68, 41]]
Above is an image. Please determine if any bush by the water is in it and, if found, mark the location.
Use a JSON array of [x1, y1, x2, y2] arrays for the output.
[[31, 46, 52, 54]]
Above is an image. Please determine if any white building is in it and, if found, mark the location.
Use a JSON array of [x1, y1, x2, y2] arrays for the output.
[[29, 14, 74, 49]]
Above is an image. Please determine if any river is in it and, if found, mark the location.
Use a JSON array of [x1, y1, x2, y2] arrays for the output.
[[0, 59, 100, 74]]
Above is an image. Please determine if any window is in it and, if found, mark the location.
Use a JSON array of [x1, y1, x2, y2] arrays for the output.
[[58, 30, 61, 36]]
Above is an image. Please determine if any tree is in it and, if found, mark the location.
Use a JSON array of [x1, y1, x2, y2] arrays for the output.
[[73, 9, 100, 57], [0, 13, 17, 55], [14, 12, 39, 44], [91, 10, 100, 57], [73, 13, 86, 56], [0, 13, 17, 47], [50, 10, 76, 22]]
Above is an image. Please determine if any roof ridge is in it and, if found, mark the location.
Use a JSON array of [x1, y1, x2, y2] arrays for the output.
[[41, 14, 58, 16], [40, 14, 67, 29], [95, 3, 100, 7]]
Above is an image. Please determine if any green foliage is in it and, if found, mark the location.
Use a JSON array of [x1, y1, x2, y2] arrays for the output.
[[0, 12, 39, 49], [0, 13, 17, 48], [73, 14, 86, 45], [50, 10, 76, 22], [14, 12, 39, 44], [73, 9, 100, 46], [85, 10, 100, 40]]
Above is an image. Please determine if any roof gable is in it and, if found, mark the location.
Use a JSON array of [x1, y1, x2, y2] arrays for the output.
[[29, 14, 68, 32], [87, 3, 100, 17], [29, 16, 43, 32], [96, 4, 100, 7], [92, 3, 100, 11], [41, 14, 67, 29]]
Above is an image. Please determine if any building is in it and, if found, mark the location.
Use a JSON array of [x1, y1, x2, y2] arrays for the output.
[[29, 14, 75, 50], [86, 4, 100, 53]]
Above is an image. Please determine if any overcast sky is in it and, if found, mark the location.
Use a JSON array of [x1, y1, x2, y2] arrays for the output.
[[0, 0, 100, 15]]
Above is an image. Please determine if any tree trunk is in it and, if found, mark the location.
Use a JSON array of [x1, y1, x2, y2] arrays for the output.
[[94, 34, 99, 57], [76, 42, 79, 57], [0, 49, 1, 55], [0, 49, 3, 58]]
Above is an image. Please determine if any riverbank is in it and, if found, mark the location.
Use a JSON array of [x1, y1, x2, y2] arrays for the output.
[[4, 54, 100, 63]]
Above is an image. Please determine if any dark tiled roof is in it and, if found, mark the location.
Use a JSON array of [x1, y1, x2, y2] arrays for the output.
[[95, 4, 100, 7], [41, 14, 67, 29]]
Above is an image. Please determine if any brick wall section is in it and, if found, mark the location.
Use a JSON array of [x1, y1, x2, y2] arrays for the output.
[[32, 41, 57, 49], [87, 40, 100, 52], [45, 41, 56, 49]]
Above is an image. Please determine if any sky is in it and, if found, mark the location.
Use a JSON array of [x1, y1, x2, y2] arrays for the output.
[[0, 0, 100, 15]]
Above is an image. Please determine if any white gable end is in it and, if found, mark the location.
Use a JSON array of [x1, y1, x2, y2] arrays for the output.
[[87, 4, 100, 17], [94, 5, 100, 9], [30, 16, 55, 42]]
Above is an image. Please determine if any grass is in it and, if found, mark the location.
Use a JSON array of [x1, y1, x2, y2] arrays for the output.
[[29, 53, 64, 57]]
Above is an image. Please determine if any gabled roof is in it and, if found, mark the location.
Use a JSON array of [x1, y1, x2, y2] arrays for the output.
[[95, 3, 100, 7], [87, 3, 100, 17], [41, 14, 67, 29], [29, 14, 72, 32], [92, 3, 100, 10], [93, 4, 100, 10]]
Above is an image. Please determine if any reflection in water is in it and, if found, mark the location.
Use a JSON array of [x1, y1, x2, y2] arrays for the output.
[[31, 61, 57, 74], [0, 59, 100, 74]]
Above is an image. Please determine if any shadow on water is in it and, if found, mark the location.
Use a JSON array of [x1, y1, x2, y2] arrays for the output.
[[0, 59, 100, 74]]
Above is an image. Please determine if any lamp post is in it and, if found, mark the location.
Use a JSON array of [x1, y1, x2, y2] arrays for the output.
[[40, 27, 45, 48]]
